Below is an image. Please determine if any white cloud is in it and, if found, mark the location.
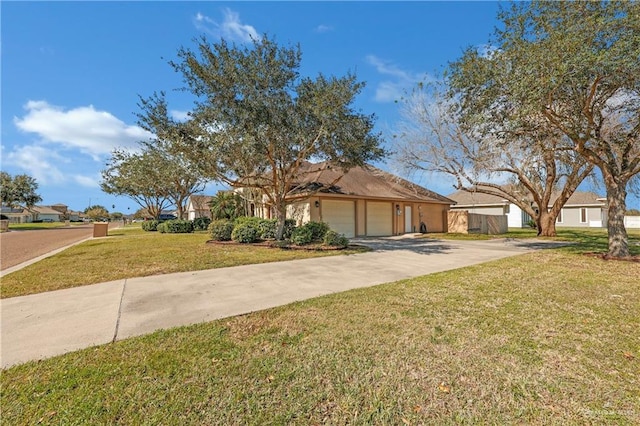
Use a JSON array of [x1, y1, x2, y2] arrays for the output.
[[5, 145, 67, 185], [315, 24, 333, 33], [72, 174, 100, 188], [366, 55, 434, 103], [170, 110, 190, 122], [194, 9, 260, 43], [13, 100, 151, 160]]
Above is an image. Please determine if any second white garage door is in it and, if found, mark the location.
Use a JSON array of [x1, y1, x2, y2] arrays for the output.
[[321, 200, 355, 238], [366, 202, 393, 236]]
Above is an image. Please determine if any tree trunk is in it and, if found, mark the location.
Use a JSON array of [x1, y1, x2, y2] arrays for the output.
[[274, 202, 287, 240], [605, 182, 629, 258], [537, 210, 558, 237]]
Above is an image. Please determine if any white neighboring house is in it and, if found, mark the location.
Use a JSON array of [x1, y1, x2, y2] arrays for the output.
[[30, 205, 64, 222], [186, 195, 213, 220], [448, 190, 608, 228]]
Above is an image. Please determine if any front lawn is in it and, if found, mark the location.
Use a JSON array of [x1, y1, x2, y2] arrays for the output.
[[2, 248, 638, 424], [0, 226, 367, 298]]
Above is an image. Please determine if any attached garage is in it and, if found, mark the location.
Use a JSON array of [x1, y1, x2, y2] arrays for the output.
[[366, 201, 393, 236], [320, 199, 355, 238]]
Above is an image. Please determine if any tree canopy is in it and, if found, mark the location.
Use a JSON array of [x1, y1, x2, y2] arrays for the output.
[[168, 35, 385, 238], [447, 0, 640, 257], [0, 172, 42, 208]]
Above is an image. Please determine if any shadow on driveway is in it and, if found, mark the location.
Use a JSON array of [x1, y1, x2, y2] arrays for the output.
[[350, 234, 572, 254]]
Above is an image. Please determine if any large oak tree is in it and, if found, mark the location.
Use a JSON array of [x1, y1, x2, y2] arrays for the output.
[[448, 1, 640, 257], [169, 35, 385, 238], [394, 83, 593, 236]]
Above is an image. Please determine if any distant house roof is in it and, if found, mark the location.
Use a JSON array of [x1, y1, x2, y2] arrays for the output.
[[290, 162, 454, 204], [31, 205, 63, 215], [0, 206, 30, 214], [189, 195, 213, 209], [448, 187, 606, 207]]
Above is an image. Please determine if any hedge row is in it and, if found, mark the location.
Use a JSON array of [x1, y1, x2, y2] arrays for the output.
[[208, 218, 348, 248], [141, 217, 211, 233]]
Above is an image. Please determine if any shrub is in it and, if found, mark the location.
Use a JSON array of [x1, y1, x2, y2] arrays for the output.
[[291, 226, 313, 246], [160, 220, 194, 234], [193, 217, 211, 231], [209, 220, 234, 241], [141, 220, 161, 232], [304, 221, 330, 241], [156, 222, 168, 233], [283, 219, 296, 239], [232, 221, 260, 243], [258, 219, 278, 240], [323, 230, 349, 248]]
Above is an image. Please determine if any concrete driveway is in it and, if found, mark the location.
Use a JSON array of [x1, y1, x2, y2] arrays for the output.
[[1, 235, 567, 369]]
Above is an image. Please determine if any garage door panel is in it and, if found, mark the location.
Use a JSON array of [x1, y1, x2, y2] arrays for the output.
[[321, 200, 355, 238], [367, 202, 393, 236]]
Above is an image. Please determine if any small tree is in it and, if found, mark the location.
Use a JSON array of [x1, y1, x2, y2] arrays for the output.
[[101, 149, 174, 220], [0, 172, 42, 208], [209, 191, 246, 220], [84, 205, 109, 221], [168, 35, 385, 239]]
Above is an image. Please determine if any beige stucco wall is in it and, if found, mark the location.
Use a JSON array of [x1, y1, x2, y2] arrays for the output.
[[287, 202, 311, 226], [448, 210, 507, 235]]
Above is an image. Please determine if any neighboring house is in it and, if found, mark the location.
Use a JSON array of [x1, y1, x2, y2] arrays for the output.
[[30, 205, 64, 222], [448, 189, 608, 228], [249, 162, 454, 238], [68, 210, 83, 221], [0, 206, 32, 223], [186, 195, 213, 220]]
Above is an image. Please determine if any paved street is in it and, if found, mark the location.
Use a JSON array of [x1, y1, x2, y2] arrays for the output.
[[0, 223, 120, 273]]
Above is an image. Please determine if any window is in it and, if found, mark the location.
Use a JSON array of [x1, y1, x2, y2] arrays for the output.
[[556, 209, 563, 223], [580, 208, 587, 223]]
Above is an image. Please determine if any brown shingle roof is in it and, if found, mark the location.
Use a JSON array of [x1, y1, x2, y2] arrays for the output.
[[292, 162, 453, 204]]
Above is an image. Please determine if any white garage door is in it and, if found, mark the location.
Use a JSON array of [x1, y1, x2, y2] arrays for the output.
[[321, 200, 355, 238], [367, 202, 393, 236]]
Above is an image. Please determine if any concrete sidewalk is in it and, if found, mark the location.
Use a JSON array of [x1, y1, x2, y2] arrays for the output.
[[1, 236, 565, 369]]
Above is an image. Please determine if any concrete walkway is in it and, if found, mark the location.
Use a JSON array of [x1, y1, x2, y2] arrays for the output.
[[0, 236, 566, 369]]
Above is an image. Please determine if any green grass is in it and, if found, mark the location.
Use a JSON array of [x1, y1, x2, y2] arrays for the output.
[[429, 227, 640, 253], [7, 222, 87, 231], [0, 226, 368, 298], [2, 249, 638, 424]]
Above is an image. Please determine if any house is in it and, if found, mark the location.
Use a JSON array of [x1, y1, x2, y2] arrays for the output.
[[186, 195, 213, 220], [30, 205, 64, 222], [250, 162, 454, 238], [448, 189, 608, 228], [0, 206, 32, 223]]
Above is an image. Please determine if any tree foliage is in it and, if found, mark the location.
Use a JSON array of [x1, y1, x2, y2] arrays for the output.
[[448, 0, 640, 257], [101, 149, 174, 220], [168, 35, 385, 238], [84, 205, 109, 221], [209, 191, 246, 220], [135, 92, 207, 219], [0, 172, 42, 208]]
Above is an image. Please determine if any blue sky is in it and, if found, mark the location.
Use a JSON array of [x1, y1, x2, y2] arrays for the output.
[[2, 1, 637, 213]]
